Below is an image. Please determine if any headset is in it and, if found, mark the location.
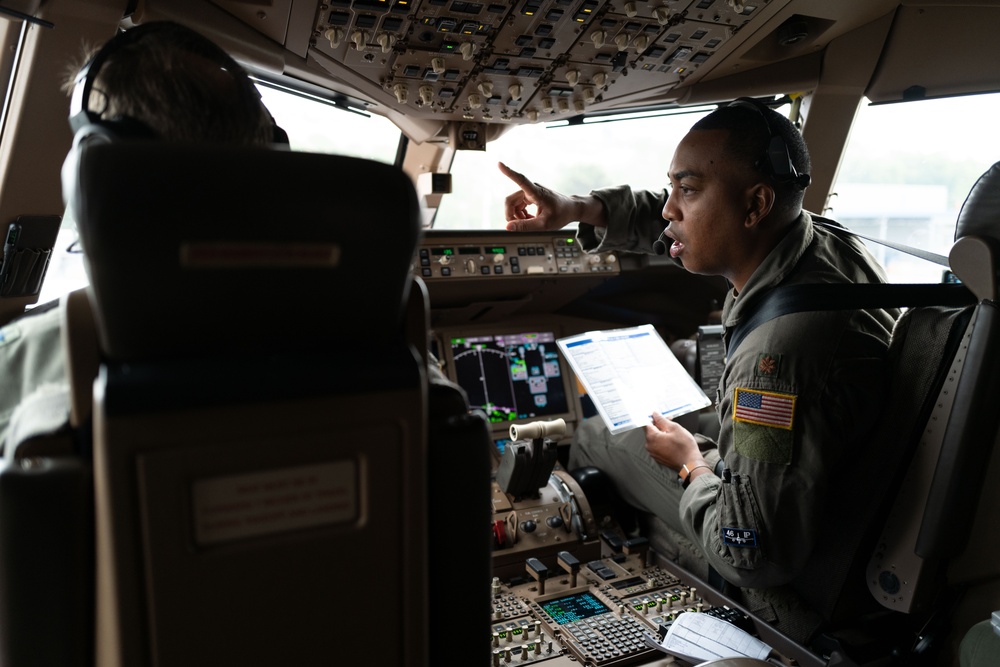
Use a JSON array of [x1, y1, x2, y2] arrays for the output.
[[726, 97, 811, 190], [67, 21, 288, 144]]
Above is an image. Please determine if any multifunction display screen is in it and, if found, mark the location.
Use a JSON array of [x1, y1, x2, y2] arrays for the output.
[[449, 331, 570, 424]]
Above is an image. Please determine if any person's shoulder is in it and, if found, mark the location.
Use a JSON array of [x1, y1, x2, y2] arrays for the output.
[[0, 301, 62, 349]]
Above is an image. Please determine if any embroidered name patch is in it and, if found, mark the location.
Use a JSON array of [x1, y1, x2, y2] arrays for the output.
[[733, 388, 795, 430], [722, 527, 758, 549]]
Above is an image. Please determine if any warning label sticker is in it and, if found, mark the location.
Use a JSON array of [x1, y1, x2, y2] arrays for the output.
[[192, 460, 357, 545]]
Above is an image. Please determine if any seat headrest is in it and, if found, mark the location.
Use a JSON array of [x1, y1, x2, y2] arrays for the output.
[[955, 161, 1000, 241], [63, 141, 421, 362]]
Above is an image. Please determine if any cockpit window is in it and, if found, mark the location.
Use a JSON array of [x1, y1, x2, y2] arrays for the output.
[[258, 85, 401, 162], [433, 107, 716, 230], [832, 92, 1000, 283]]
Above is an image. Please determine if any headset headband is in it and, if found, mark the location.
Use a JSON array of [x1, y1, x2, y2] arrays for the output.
[[66, 21, 287, 144], [726, 98, 811, 190]]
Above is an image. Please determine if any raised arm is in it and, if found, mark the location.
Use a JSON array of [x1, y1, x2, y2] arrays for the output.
[[499, 162, 608, 232]]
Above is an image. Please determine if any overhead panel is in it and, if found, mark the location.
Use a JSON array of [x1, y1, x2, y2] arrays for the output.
[[306, 0, 762, 124]]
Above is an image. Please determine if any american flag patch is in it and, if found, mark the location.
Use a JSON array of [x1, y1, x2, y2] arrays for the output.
[[733, 388, 795, 430]]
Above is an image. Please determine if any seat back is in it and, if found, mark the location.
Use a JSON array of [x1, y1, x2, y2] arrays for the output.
[[68, 141, 429, 667], [865, 162, 1000, 617]]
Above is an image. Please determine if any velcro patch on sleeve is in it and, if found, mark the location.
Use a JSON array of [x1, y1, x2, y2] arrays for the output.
[[733, 388, 795, 464]]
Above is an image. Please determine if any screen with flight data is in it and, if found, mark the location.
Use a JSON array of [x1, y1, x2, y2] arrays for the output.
[[447, 330, 572, 429]]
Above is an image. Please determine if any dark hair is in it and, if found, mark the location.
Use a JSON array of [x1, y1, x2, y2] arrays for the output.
[[66, 22, 274, 145], [693, 100, 811, 218]]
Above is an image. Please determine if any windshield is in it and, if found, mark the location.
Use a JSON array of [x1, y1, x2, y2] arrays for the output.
[[834, 92, 1000, 283], [433, 107, 716, 231]]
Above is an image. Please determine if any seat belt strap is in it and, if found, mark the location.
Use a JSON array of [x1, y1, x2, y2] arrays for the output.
[[726, 283, 975, 358], [812, 218, 951, 267], [724, 218, 973, 357]]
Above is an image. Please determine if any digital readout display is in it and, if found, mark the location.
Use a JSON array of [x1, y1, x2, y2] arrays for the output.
[[541, 592, 610, 625]]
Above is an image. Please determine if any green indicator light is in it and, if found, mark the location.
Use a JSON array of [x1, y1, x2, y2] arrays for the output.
[[566, 238, 575, 244]]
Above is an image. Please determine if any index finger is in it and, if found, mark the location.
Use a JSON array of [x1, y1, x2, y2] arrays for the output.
[[498, 161, 533, 191]]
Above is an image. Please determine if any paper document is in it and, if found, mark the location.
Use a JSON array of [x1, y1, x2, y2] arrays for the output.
[[642, 611, 772, 664], [557, 324, 712, 435]]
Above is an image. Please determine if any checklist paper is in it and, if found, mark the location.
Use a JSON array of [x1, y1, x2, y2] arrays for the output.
[[642, 611, 772, 664]]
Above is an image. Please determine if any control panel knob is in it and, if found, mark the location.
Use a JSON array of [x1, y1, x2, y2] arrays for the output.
[[509, 83, 523, 101], [593, 72, 608, 87], [324, 27, 344, 48], [521, 520, 536, 533], [557, 98, 570, 113], [376, 32, 394, 52], [493, 253, 505, 264], [654, 6, 672, 24], [589, 254, 602, 264], [591, 30, 607, 48], [566, 69, 580, 86], [465, 259, 477, 274], [468, 93, 483, 109], [546, 515, 563, 528], [493, 649, 501, 667], [438, 253, 452, 265], [492, 576, 501, 597], [459, 41, 476, 60], [431, 57, 446, 74], [624, 1, 637, 16], [392, 83, 408, 104], [606, 253, 617, 263], [634, 34, 649, 51], [350, 29, 368, 50], [492, 632, 500, 647], [478, 81, 494, 97], [418, 85, 434, 106], [583, 86, 596, 104], [614, 33, 631, 50]]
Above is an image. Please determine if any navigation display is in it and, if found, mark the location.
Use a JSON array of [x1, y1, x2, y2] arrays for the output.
[[449, 330, 570, 426], [541, 592, 611, 625]]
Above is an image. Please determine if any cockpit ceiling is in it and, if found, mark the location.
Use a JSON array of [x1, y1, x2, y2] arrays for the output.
[[208, 0, 899, 128]]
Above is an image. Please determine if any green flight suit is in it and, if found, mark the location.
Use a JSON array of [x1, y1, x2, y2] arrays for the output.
[[0, 302, 66, 450], [569, 185, 897, 641]]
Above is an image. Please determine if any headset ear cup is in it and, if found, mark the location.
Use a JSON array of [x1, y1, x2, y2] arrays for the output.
[[61, 128, 112, 230], [766, 134, 795, 182]]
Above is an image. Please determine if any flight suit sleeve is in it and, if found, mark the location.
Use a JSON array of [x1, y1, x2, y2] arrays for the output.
[[678, 311, 890, 589], [576, 186, 668, 253]]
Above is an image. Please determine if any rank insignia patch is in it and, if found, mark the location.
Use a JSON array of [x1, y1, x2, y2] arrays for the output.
[[755, 353, 781, 377]]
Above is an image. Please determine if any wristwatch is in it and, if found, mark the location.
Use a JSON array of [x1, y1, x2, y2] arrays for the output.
[[678, 461, 712, 488]]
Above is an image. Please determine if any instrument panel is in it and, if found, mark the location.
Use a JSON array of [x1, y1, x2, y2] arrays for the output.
[[416, 233, 620, 280]]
